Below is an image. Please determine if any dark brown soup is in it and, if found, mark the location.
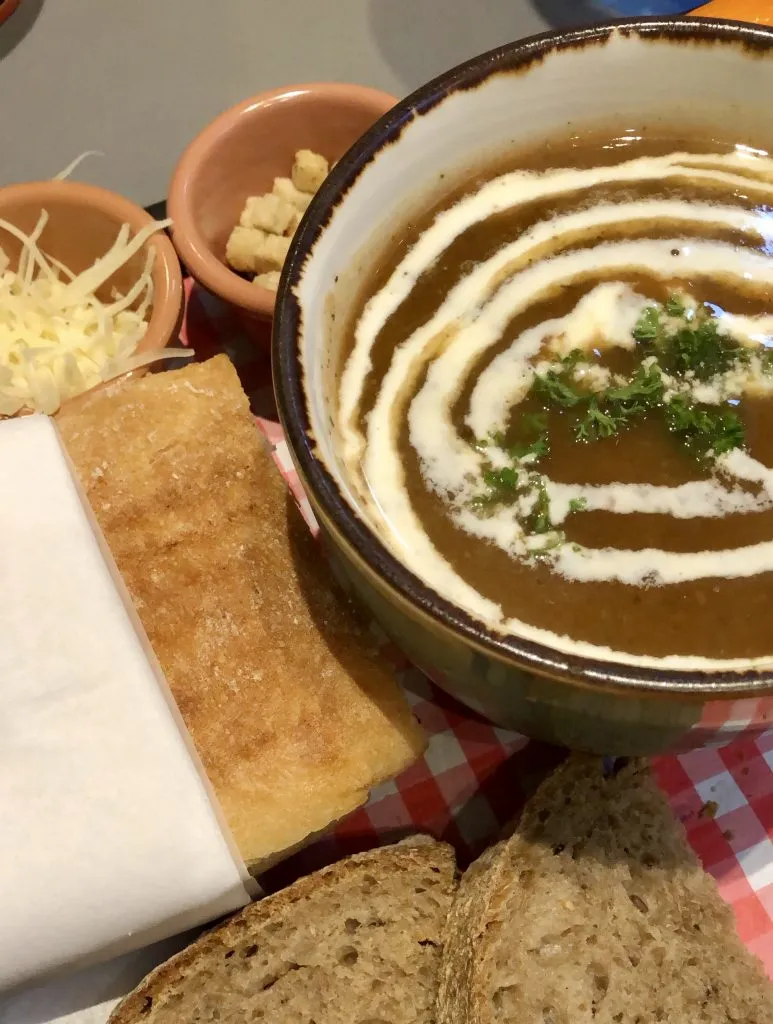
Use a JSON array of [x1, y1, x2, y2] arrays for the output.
[[335, 130, 773, 666]]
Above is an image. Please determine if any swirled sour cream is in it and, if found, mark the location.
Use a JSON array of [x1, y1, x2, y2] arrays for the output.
[[336, 142, 773, 669]]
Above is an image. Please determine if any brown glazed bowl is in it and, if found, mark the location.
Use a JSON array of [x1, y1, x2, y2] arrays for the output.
[[0, 180, 184, 390], [274, 15, 773, 757], [167, 83, 397, 323]]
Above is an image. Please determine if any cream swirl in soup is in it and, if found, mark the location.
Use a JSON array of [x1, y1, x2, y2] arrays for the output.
[[335, 137, 773, 668]]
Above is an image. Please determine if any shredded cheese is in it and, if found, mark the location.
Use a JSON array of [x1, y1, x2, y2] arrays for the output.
[[0, 213, 188, 416], [53, 151, 104, 181]]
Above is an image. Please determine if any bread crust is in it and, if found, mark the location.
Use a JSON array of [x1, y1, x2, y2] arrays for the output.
[[109, 839, 457, 1024], [438, 756, 773, 1024], [57, 356, 426, 870]]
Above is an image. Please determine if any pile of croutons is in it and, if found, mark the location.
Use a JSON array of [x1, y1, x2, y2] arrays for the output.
[[225, 149, 329, 292]]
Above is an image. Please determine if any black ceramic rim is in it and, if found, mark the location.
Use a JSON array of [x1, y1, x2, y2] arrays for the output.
[[274, 15, 773, 698]]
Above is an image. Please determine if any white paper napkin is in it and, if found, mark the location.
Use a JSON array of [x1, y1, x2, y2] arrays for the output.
[[0, 934, 198, 1024], [0, 416, 256, 992]]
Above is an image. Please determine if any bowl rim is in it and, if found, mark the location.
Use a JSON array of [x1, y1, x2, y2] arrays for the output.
[[274, 15, 773, 699], [0, 178, 184, 354], [167, 81, 399, 321], [0, 0, 22, 27]]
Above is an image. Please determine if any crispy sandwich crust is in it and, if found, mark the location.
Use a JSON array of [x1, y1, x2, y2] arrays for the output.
[[57, 356, 425, 869]]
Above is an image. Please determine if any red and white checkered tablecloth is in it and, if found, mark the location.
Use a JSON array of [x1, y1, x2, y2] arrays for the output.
[[180, 277, 773, 976]]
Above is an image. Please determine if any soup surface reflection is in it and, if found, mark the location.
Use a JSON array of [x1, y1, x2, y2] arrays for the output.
[[335, 131, 773, 668]]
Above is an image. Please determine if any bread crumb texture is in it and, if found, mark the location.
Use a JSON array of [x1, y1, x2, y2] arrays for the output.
[[57, 356, 425, 869], [109, 840, 457, 1024], [438, 755, 773, 1024]]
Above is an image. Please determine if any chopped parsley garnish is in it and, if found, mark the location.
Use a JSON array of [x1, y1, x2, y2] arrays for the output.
[[632, 305, 662, 343], [665, 295, 687, 317], [663, 396, 745, 458], [469, 462, 520, 515], [493, 412, 551, 462], [559, 301, 748, 454], [467, 295, 753, 549], [533, 365, 584, 408], [662, 319, 744, 381], [468, 493, 500, 514], [632, 301, 748, 381], [513, 432, 550, 461], [604, 362, 664, 407], [574, 363, 665, 442], [527, 479, 554, 535], [482, 466, 519, 492], [468, 457, 562, 549], [575, 399, 619, 442]]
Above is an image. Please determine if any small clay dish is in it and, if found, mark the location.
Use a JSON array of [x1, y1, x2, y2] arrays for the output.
[[0, 0, 22, 28], [0, 180, 184, 412], [167, 82, 397, 323]]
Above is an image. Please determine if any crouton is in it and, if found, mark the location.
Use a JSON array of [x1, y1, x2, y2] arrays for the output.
[[272, 177, 313, 212], [252, 234, 291, 274], [225, 226, 265, 273], [286, 208, 304, 235], [292, 149, 329, 193], [253, 271, 281, 292], [239, 194, 296, 235]]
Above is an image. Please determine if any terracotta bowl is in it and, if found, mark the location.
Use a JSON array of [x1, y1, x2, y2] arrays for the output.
[[0, 0, 22, 28], [167, 83, 397, 323], [0, 181, 184, 407]]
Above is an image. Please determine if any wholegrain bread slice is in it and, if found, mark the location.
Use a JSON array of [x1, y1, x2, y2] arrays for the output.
[[438, 755, 773, 1024], [108, 838, 457, 1024], [56, 356, 426, 870]]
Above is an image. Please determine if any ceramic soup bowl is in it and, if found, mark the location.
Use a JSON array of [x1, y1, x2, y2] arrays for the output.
[[274, 16, 773, 756]]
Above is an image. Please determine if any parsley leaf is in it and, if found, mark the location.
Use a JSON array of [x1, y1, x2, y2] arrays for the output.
[[533, 366, 584, 408], [523, 411, 550, 433], [526, 479, 554, 535], [575, 399, 619, 442], [482, 466, 519, 492], [495, 412, 551, 463], [632, 305, 662, 343], [470, 414, 552, 520], [665, 295, 686, 317], [468, 493, 500, 515], [659, 317, 742, 381], [472, 296, 750, 539], [574, 364, 665, 443], [604, 363, 664, 407], [469, 462, 521, 514], [513, 433, 550, 461], [663, 395, 745, 458]]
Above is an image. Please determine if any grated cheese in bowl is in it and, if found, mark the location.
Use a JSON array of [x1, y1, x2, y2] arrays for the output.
[[0, 212, 190, 416]]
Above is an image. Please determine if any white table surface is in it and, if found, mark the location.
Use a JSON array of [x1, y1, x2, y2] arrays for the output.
[[0, 0, 609, 208]]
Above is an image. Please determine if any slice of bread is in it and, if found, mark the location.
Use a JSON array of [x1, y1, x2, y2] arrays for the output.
[[57, 356, 426, 871], [438, 755, 773, 1024], [108, 838, 457, 1024]]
